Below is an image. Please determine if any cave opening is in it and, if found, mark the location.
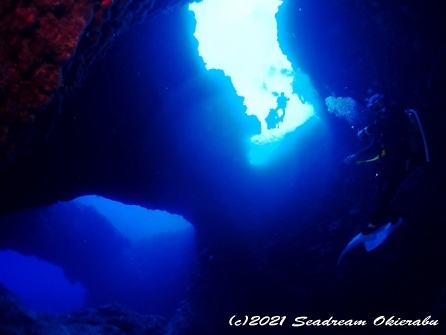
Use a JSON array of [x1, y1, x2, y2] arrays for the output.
[[0, 196, 196, 318], [189, 0, 320, 166]]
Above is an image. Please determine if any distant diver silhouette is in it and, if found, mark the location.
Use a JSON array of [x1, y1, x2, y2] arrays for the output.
[[265, 92, 289, 129], [276, 92, 289, 121]]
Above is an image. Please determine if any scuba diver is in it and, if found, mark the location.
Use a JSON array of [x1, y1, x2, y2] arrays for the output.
[[265, 92, 289, 129], [338, 93, 429, 265], [276, 92, 289, 122]]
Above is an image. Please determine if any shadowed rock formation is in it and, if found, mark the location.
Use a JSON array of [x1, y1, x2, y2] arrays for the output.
[[0, 291, 169, 335], [0, 0, 190, 166], [0, 1, 445, 334]]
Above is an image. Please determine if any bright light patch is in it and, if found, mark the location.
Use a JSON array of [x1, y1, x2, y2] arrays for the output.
[[189, 0, 315, 164], [75, 195, 193, 241]]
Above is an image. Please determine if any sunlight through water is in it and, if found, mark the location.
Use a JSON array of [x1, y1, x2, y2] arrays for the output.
[[189, 0, 316, 165]]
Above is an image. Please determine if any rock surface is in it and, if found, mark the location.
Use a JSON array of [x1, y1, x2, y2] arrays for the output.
[[0, 1, 445, 334], [0, 0, 189, 166]]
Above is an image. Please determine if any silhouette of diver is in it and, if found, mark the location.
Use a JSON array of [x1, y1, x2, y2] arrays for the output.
[[337, 93, 430, 265], [266, 92, 289, 129]]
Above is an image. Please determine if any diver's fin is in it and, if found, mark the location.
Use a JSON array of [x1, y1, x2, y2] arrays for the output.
[[363, 224, 390, 252], [364, 218, 403, 252], [337, 232, 376, 265]]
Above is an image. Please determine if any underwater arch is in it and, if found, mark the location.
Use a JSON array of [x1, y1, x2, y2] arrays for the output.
[[0, 195, 196, 317], [189, 0, 318, 165]]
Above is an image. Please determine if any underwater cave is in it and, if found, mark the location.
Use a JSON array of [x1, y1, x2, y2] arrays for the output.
[[0, 0, 446, 334], [0, 196, 196, 318]]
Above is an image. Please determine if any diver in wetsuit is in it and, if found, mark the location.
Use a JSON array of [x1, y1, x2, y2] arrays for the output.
[[337, 93, 416, 264], [265, 92, 289, 129], [344, 93, 410, 235], [276, 92, 289, 122]]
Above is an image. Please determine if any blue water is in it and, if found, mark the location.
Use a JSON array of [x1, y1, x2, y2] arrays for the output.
[[75, 195, 192, 241], [1, 0, 432, 325], [0, 198, 196, 317], [0, 2, 335, 316], [0, 250, 86, 314]]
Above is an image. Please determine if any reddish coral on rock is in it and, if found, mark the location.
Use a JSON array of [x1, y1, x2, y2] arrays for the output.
[[0, 0, 94, 163], [0, 0, 183, 166]]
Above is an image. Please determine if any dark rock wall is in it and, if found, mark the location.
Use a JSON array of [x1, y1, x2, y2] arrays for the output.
[[0, 0, 191, 166], [0, 289, 169, 335], [0, 0, 445, 334]]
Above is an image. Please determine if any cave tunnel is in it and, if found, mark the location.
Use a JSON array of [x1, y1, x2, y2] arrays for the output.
[[0, 195, 196, 318], [0, 0, 445, 334]]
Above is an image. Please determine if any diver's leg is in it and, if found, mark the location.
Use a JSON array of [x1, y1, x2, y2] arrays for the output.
[[369, 161, 406, 228]]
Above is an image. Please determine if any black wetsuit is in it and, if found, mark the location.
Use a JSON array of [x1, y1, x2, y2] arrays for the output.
[[355, 107, 410, 228]]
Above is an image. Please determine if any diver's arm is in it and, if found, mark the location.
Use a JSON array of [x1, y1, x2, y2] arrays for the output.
[[354, 135, 378, 158], [344, 135, 379, 164]]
